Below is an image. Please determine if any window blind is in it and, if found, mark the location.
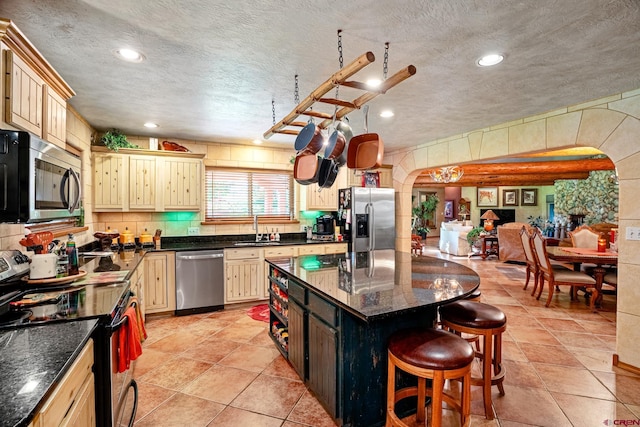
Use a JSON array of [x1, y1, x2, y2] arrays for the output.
[[205, 169, 292, 220]]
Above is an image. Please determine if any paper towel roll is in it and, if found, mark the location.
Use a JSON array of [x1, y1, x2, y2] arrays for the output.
[[30, 254, 58, 279]]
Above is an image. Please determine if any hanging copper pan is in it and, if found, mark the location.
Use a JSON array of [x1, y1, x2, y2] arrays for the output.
[[323, 129, 346, 163], [347, 106, 384, 169], [293, 153, 322, 185]]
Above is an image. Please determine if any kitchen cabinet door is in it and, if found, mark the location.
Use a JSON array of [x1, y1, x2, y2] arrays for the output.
[[225, 259, 263, 303], [288, 298, 307, 379], [43, 85, 67, 148], [34, 340, 95, 427], [162, 158, 202, 210], [4, 50, 44, 137], [308, 313, 338, 417], [129, 155, 157, 210], [301, 167, 346, 211], [93, 153, 126, 211], [144, 251, 176, 313]]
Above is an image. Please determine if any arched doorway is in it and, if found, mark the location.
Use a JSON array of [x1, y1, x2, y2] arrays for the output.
[[390, 90, 640, 371]]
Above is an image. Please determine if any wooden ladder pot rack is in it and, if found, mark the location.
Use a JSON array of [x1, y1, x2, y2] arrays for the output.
[[263, 51, 416, 139]]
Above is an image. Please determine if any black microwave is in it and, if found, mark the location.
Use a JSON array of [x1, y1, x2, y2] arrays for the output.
[[0, 130, 82, 223]]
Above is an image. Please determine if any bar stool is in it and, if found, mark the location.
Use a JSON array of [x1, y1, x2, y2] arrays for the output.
[[386, 328, 474, 427], [439, 300, 507, 420]]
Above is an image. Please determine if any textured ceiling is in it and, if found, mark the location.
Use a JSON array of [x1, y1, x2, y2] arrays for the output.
[[1, 0, 639, 153]]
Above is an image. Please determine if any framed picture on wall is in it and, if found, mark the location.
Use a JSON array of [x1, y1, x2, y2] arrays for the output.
[[503, 189, 519, 206], [444, 200, 454, 219], [477, 187, 499, 207], [521, 188, 538, 206]]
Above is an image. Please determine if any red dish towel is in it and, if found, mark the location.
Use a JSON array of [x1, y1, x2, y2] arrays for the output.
[[129, 296, 147, 342], [117, 306, 143, 373]]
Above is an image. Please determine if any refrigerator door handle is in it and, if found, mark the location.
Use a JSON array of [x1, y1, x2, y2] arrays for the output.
[[367, 202, 375, 251]]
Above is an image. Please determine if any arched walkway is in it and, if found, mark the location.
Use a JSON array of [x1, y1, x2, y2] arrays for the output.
[[389, 88, 640, 370]]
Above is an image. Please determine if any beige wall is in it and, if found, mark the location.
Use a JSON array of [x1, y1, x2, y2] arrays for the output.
[[388, 88, 640, 370]]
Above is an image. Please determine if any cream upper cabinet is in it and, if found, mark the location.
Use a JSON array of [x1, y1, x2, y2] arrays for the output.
[[301, 167, 346, 211], [43, 85, 67, 147], [1, 20, 75, 148], [163, 158, 202, 210], [4, 50, 44, 137], [346, 165, 393, 188], [92, 148, 204, 212], [93, 152, 125, 211], [128, 155, 157, 210]]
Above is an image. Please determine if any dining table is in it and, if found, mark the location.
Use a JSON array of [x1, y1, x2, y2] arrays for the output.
[[546, 246, 617, 308]]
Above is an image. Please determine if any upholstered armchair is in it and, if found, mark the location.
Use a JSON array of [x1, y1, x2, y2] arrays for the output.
[[438, 221, 474, 256], [497, 222, 533, 262]]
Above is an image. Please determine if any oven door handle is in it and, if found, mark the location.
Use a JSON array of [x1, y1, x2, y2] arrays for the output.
[[125, 379, 138, 427], [108, 300, 137, 332]]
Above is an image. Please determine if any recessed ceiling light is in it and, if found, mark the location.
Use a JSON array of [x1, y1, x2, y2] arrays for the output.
[[114, 48, 146, 63], [144, 122, 158, 128], [477, 53, 504, 67], [366, 78, 382, 88], [252, 139, 263, 145], [380, 110, 394, 118]]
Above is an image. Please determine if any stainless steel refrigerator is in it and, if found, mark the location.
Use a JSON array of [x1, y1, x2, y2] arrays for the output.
[[338, 187, 395, 251]]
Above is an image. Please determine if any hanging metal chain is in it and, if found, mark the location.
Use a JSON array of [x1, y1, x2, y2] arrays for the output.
[[334, 29, 344, 120], [383, 42, 389, 79], [272, 98, 276, 126], [294, 74, 300, 104]]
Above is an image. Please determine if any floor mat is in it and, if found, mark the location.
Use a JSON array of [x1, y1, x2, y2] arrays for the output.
[[247, 304, 270, 322]]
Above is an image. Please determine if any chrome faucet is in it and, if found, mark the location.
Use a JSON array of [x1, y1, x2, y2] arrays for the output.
[[253, 215, 262, 241]]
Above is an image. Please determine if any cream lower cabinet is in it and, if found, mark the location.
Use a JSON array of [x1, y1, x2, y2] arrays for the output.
[[144, 251, 176, 314], [31, 340, 95, 427], [224, 247, 263, 303], [129, 264, 146, 320]]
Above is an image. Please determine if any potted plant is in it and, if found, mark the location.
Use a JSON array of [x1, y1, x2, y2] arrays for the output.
[[101, 129, 139, 151], [466, 226, 486, 248], [412, 195, 439, 238]]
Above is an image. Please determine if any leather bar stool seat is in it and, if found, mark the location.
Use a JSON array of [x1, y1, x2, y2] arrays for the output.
[[386, 328, 474, 427], [440, 300, 507, 420]]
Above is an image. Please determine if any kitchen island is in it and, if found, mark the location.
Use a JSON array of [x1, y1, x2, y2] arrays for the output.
[[265, 250, 480, 427]]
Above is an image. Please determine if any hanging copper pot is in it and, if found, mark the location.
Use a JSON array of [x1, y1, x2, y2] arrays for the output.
[[294, 122, 325, 155]]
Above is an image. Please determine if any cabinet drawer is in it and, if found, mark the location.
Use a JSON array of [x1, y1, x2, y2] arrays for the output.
[[298, 245, 324, 255], [39, 339, 94, 426], [264, 246, 296, 258], [288, 280, 306, 304], [324, 243, 347, 254], [225, 248, 261, 260], [308, 292, 338, 327]]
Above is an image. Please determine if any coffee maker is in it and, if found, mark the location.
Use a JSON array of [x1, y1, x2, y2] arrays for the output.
[[313, 215, 335, 238]]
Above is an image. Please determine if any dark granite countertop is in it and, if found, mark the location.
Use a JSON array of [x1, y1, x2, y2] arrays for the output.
[[157, 234, 346, 251], [0, 319, 99, 427], [266, 250, 480, 322]]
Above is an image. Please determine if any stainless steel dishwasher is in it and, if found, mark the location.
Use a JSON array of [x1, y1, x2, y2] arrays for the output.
[[175, 250, 224, 315]]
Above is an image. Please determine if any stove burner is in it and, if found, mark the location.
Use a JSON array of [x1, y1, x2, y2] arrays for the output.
[[0, 309, 32, 327]]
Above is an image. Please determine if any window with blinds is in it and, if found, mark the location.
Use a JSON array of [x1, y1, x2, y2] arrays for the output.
[[205, 168, 293, 220]]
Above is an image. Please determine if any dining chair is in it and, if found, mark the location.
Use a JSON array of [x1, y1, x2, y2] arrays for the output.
[[531, 230, 598, 309], [411, 234, 423, 255], [569, 225, 600, 248], [518, 226, 538, 293]]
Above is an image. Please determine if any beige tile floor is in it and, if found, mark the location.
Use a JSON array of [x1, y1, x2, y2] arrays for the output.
[[133, 241, 640, 426]]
